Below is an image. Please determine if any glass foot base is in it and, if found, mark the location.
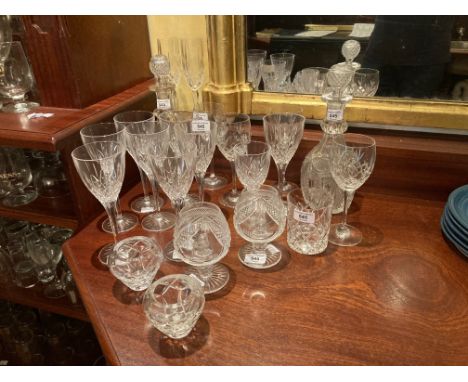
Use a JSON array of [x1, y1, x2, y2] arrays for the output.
[[130, 195, 164, 214], [275, 181, 299, 197], [102, 212, 138, 234], [2, 189, 38, 207], [203, 174, 228, 190], [187, 264, 230, 295], [219, 190, 240, 209], [238, 242, 284, 270], [98, 243, 114, 266], [141, 211, 176, 232], [163, 241, 183, 263], [44, 282, 66, 299], [2, 101, 40, 114], [328, 223, 362, 247]]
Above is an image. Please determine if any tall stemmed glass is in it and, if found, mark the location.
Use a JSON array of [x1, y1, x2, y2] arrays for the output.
[[203, 102, 228, 190], [0, 41, 39, 113], [113, 110, 164, 214], [180, 38, 205, 111], [124, 121, 176, 232], [247, 49, 267, 91], [72, 141, 126, 265], [234, 141, 271, 191], [328, 133, 376, 246], [80, 123, 138, 234], [177, 114, 217, 202], [263, 113, 305, 196], [149, 136, 197, 262], [217, 114, 251, 208], [270, 52, 295, 90]]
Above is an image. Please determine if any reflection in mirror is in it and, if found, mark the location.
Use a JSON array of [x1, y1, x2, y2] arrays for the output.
[[248, 16, 468, 101]]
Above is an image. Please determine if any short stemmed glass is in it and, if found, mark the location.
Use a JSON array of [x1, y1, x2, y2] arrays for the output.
[[114, 110, 165, 214], [174, 202, 231, 294], [72, 141, 126, 266], [234, 141, 271, 191], [261, 58, 286, 92], [149, 137, 197, 262], [0, 41, 39, 113], [203, 102, 228, 190], [234, 185, 287, 269], [263, 113, 305, 195], [1, 147, 37, 207], [180, 38, 205, 111], [217, 114, 251, 208], [80, 123, 139, 234], [124, 121, 176, 232], [328, 133, 376, 246]]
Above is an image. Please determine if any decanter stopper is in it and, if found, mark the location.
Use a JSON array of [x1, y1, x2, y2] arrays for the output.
[[341, 40, 361, 65], [149, 54, 171, 77]]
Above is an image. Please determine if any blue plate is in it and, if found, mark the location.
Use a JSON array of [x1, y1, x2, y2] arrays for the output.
[[444, 207, 468, 243], [441, 214, 468, 257], [448, 184, 468, 229]]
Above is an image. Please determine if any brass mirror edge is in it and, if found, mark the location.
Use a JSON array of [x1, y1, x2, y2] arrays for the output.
[[204, 15, 468, 131]]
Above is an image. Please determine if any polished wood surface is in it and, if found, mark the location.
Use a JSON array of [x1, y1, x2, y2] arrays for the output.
[[0, 280, 88, 322], [0, 193, 77, 230], [22, 16, 152, 108], [64, 167, 468, 365]]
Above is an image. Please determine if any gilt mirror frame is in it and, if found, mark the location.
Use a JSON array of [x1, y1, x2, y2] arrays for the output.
[[203, 15, 468, 131]]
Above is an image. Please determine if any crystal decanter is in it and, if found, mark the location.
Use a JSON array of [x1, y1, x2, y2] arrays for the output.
[[301, 63, 355, 214], [149, 54, 176, 117]]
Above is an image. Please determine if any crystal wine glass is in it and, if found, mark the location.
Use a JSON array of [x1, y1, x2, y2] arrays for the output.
[[234, 185, 287, 269], [180, 38, 205, 111], [149, 135, 197, 262], [176, 115, 217, 202], [71, 141, 126, 265], [114, 110, 165, 215], [217, 113, 251, 208], [247, 49, 267, 91], [328, 133, 376, 246], [261, 58, 287, 92], [263, 113, 305, 195], [1, 147, 37, 207], [174, 202, 231, 294], [80, 122, 139, 234], [234, 140, 271, 191], [270, 52, 295, 89], [124, 120, 176, 232], [352, 68, 380, 97], [203, 101, 228, 190], [0, 41, 39, 113]]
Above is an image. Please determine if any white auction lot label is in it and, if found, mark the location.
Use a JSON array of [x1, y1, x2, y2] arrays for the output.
[[191, 120, 211, 132], [157, 99, 171, 110], [327, 109, 343, 121], [244, 253, 267, 265], [294, 208, 316, 224]]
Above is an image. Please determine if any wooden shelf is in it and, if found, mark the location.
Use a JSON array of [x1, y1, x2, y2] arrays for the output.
[[0, 281, 89, 322], [0, 194, 78, 229]]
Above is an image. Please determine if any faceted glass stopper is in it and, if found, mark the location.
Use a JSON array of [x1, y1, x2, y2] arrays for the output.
[[149, 54, 171, 76], [341, 40, 361, 63]]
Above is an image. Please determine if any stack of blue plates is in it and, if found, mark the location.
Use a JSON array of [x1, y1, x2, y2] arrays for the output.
[[441, 184, 468, 257]]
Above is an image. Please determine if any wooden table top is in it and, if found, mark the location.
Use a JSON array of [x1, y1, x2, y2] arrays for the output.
[[62, 178, 468, 366]]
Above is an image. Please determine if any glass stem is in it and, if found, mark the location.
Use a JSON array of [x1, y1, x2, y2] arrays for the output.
[[341, 190, 350, 227], [103, 200, 120, 240], [195, 172, 205, 202], [192, 89, 202, 111], [276, 162, 287, 190], [138, 167, 150, 199], [230, 161, 238, 196], [209, 159, 216, 177], [197, 264, 213, 282], [173, 198, 185, 216], [148, 175, 161, 212]]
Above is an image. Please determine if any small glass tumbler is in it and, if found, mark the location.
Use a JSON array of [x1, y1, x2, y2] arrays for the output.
[[143, 274, 205, 339], [287, 188, 333, 255], [109, 236, 163, 291]]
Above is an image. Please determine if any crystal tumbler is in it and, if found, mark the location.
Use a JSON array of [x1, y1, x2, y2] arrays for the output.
[[109, 236, 163, 291], [287, 188, 333, 255], [143, 274, 205, 339]]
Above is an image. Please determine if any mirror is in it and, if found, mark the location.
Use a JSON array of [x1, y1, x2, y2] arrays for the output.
[[247, 16, 468, 102]]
